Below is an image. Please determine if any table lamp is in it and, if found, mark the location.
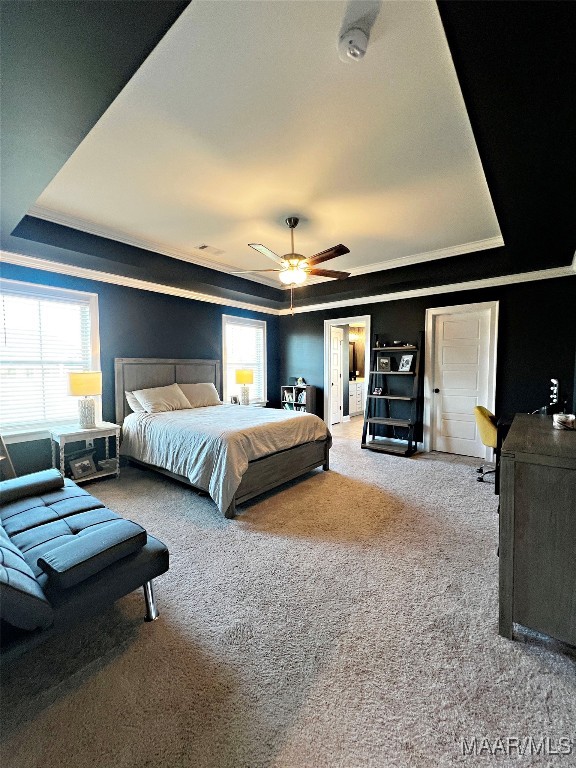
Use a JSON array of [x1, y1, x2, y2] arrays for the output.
[[235, 369, 253, 406], [68, 371, 102, 428]]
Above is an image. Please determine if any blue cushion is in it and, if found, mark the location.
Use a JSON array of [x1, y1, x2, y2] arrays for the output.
[[0, 525, 53, 631], [0, 469, 64, 505], [37, 519, 147, 589]]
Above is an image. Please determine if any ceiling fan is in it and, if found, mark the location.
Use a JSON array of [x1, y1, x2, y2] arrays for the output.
[[236, 217, 351, 287]]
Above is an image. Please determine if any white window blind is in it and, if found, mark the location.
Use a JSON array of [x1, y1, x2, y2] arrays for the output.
[[222, 315, 267, 404], [0, 279, 99, 433]]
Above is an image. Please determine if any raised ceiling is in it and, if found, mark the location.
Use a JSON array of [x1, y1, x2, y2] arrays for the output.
[[30, 0, 502, 287]]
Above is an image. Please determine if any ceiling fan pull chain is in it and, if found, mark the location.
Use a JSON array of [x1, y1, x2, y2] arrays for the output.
[[290, 286, 294, 315]]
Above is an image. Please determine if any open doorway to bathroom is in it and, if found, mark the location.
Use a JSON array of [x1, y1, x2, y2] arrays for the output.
[[323, 315, 371, 432]]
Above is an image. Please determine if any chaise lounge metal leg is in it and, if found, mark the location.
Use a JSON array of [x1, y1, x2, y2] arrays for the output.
[[143, 580, 159, 622]]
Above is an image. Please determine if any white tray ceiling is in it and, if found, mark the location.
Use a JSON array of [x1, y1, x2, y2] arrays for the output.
[[31, 0, 502, 286]]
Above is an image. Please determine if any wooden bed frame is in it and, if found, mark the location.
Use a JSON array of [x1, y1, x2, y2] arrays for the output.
[[114, 358, 331, 518]]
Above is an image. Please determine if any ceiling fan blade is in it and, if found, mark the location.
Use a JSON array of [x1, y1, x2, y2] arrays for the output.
[[308, 268, 351, 279], [248, 243, 284, 265], [308, 244, 350, 265]]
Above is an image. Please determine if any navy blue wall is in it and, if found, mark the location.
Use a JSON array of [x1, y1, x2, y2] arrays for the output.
[[2, 263, 280, 473], [280, 277, 576, 420]]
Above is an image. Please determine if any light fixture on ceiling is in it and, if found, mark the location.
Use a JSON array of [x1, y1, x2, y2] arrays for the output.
[[241, 217, 351, 286], [338, 27, 369, 63], [278, 263, 307, 286], [233, 217, 352, 312]]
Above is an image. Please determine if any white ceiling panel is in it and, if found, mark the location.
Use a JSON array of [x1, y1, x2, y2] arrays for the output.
[[31, 0, 502, 286]]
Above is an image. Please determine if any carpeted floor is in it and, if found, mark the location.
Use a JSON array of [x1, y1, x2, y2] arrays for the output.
[[1, 431, 575, 768]]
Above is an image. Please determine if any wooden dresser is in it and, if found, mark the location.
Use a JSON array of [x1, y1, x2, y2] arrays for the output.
[[499, 414, 576, 645]]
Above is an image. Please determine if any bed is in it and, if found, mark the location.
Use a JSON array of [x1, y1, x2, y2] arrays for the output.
[[114, 358, 331, 518]]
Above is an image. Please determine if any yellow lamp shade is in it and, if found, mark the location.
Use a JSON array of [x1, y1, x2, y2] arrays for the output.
[[68, 371, 102, 397], [235, 369, 254, 385]]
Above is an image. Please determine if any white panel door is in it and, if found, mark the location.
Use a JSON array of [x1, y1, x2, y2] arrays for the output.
[[432, 310, 491, 456], [330, 327, 343, 424]]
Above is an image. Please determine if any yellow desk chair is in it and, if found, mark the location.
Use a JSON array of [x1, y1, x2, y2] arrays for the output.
[[474, 406, 498, 482]]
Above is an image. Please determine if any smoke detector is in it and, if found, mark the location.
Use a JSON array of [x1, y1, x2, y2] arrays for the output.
[[338, 28, 369, 63]]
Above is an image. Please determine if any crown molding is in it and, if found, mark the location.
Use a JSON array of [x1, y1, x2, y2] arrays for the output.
[[347, 236, 505, 277], [3, 250, 572, 319], [29, 205, 505, 289], [278, 266, 575, 315], [27, 205, 280, 289], [0, 250, 281, 316]]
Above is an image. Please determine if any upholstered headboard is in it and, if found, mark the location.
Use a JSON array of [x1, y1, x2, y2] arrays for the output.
[[114, 358, 221, 424]]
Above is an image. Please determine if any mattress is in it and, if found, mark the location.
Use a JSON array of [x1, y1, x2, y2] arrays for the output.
[[120, 404, 329, 514]]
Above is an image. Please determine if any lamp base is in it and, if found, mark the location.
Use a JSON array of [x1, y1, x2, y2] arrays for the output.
[[78, 397, 96, 429], [240, 385, 250, 406]]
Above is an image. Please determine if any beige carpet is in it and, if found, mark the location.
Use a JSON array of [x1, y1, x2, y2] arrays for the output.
[[2, 432, 575, 768]]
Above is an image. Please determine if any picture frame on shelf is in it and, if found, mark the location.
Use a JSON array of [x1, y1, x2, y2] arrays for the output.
[[69, 454, 97, 480], [398, 354, 414, 372], [230, 395, 239, 404], [372, 386, 383, 395], [378, 357, 391, 372]]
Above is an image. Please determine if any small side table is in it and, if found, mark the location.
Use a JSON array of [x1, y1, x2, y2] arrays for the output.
[[50, 422, 121, 483]]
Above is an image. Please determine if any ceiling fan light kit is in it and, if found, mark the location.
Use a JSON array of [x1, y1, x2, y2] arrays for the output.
[[279, 265, 307, 286], [245, 216, 351, 291]]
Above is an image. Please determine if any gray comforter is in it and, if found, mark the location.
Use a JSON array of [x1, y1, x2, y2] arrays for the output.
[[120, 404, 329, 514]]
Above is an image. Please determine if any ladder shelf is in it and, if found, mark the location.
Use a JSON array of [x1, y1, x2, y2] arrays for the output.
[[361, 336, 424, 457]]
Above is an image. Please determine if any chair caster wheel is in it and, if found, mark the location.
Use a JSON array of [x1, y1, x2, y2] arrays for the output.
[[477, 477, 484, 482]]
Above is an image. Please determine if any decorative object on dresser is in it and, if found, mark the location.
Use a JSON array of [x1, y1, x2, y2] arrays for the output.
[[361, 334, 424, 456], [553, 413, 575, 429], [499, 414, 576, 647], [235, 369, 254, 405], [68, 371, 102, 429]]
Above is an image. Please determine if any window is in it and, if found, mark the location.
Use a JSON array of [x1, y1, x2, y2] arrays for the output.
[[0, 279, 100, 437], [222, 315, 267, 404]]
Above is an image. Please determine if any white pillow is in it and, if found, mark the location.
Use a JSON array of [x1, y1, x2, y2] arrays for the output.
[[178, 382, 221, 408], [125, 391, 145, 413], [131, 383, 192, 413]]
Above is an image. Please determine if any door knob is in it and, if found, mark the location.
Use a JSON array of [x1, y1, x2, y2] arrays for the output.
[[434, 388, 440, 393]]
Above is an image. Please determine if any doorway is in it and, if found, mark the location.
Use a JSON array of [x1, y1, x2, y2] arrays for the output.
[[330, 327, 344, 425], [424, 301, 498, 457], [324, 314, 371, 427]]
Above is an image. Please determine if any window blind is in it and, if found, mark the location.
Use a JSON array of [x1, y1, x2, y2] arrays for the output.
[[0, 281, 98, 431], [222, 315, 267, 404]]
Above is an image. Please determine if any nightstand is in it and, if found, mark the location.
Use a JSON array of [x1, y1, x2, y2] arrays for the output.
[[50, 422, 121, 483]]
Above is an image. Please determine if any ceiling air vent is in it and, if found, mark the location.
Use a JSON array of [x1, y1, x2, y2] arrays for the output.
[[195, 244, 225, 257]]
